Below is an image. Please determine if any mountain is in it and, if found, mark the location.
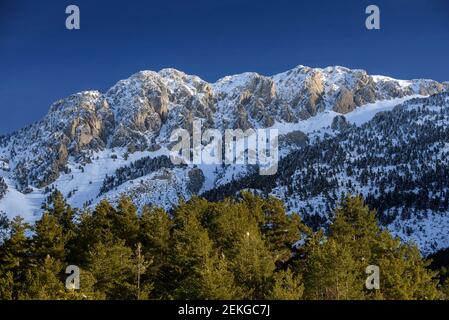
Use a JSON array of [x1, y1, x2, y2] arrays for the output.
[[0, 65, 448, 254], [203, 93, 449, 255]]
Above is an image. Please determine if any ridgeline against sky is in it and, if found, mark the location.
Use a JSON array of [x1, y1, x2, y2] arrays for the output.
[[0, 0, 448, 133]]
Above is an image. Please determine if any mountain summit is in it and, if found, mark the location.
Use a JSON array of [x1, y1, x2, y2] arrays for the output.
[[1, 65, 448, 254]]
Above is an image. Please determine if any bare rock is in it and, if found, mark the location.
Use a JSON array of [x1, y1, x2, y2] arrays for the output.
[[333, 87, 355, 113]]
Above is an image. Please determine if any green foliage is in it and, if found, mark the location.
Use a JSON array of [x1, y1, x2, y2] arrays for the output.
[[268, 268, 304, 300], [18, 256, 67, 300], [86, 240, 151, 299], [197, 253, 242, 299], [300, 234, 363, 299], [298, 195, 439, 300], [33, 213, 66, 262], [0, 193, 442, 300], [230, 227, 275, 299], [113, 196, 140, 246], [139, 206, 171, 297]]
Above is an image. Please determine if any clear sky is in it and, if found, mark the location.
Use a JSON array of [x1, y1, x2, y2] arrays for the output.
[[1, 0, 448, 134]]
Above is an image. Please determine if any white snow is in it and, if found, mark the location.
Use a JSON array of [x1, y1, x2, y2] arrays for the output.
[[345, 95, 421, 126], [270, 95, 420, 135], [0, 176, 40, 221], [372, 75, 412, 88]]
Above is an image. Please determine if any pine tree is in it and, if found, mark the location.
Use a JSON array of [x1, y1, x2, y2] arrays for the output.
[[140, 206, 172, 254], [0, 192, 442, 300], [0, 211, 8, 243], [87, 240, 138, 299], [71, 200, 116, 265], [139, 206, 172, 297], [256, 195, 304, 265], [64, 268, 106, 300], [32, 213, 66, 262], [197, 253, 242, 300], [372, 231, 439, 300], [0, 217, 30, 299], [113, 196, 140, 246], [18, 255, 67, 300], [329, 196, 380, 264], [44, 190, 76, 234], [132, 243, 153, 300], [268, 268, 303, 300], [298, 195, 439, 300], [166, 211, 217, 299], [440, 278, 449, 299], [300, 231, 363, 300], [230, 226, 276, 299]]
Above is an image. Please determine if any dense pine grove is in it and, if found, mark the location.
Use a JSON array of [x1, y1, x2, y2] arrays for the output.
[[0, 191, 448, 300]]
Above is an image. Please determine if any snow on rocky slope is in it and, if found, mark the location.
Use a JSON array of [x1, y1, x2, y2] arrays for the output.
[[0, 64, 448, 254]]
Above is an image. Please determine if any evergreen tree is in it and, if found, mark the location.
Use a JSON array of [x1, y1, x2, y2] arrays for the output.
[[0, 217, 30, 299], [113, 196, 140, 246], [197, 253, 242, 300], [166, 211, 218, 299], [132, 243, 153, 300], [0, 193, 442, 300], [32, 213, 66, 262], [329, 196, 380, 264], [139, 206, 172, 297], [257, 196, 304, 265], [71, 200, 116, 265], [299, 230, 363, 300], [0, 211, 8, 244], [373, 231, 439, 300], [230, 226, 276, 299], [440, 278, 449, 300], [0, 270, 14, 299], [268, 268, 303, 300], [18, 255, 67, 300], [299, 196, 439, 300], [87, 241, 141, 299], [44, 190, 76, 234]]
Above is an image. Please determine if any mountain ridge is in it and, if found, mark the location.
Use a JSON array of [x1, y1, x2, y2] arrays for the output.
[[1, 64, 449, 254]]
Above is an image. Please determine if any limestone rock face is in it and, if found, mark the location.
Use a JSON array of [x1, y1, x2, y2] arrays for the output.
[[62, 96, 113, 153], [2, 91, 114, 189], [333, 88, 355, 113], [213, 73, 277, 130], [106, 71, 168, 149], [158, 68, 216, 138], [294, 70, 326, 119]]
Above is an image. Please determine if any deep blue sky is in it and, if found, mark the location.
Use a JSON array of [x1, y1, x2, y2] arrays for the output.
[[1, 0, 448, 134]]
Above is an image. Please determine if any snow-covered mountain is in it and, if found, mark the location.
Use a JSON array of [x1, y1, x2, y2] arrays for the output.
[[1, 65, 448, 253], [204, 93, 449, 255]]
